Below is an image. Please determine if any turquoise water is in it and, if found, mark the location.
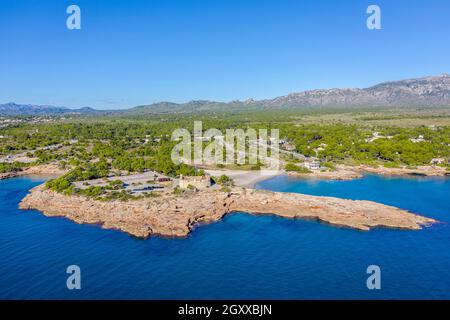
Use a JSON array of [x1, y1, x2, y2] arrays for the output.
[[0, 175, 449, 299]]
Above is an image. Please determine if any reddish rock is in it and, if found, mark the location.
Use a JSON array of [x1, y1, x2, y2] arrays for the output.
[[19, 185, 436, 238]]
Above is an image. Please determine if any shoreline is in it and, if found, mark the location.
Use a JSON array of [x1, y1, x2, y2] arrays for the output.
[[1, 163, 445, 239], [204, 169, 282, 188], [286, 164, 449, 181], [207, 165, 450, 187], [0, 164, 68, 181], [2, 163, 447, 184], [19, 184, 436, 238]]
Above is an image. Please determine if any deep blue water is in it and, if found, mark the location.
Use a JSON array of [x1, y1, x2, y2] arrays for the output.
[[0, 175, 449, 299]]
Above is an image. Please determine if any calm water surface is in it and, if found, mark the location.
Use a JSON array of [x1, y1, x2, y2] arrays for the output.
[[0, 175, 449, 299]]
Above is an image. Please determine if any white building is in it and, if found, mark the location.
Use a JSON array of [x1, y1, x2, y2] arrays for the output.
[[430, 158, 446, 165], [365, 132, 393, 143], [410, 135, 426, 143], [304, 161, 321, 171]]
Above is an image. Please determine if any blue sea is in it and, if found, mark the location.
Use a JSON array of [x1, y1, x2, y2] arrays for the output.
[[0, 174, 449, 299]]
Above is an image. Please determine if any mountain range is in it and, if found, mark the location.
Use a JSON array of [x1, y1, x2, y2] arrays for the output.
[[2, 73, 450, 116], [0, 103, 98, 116]]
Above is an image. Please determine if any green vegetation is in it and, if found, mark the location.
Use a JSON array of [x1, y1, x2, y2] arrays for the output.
[[173, 187, 184, 196], [215, 175, 233, 186], [2, 108, 449, 199], [284, 163, 312, 173], [278, 123, 450, 166], [0, 162, 28, 173], [213, 174, 234, 192], [2, 112, 450, 170], [321, 162, 337, 171], [108, 180, 124, 190], [99, 190, 137, 202]]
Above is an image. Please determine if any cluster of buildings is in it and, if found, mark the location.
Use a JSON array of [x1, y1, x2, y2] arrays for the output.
[[142, 135, 165, 144], [430, 158, 447, 165], [0, 116, 57, 129], [304, 160, 322, 171], [410, 135, 426, 143], [363, 132, 431, 144]]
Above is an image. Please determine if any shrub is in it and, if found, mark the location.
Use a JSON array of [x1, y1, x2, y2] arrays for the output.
[[0, 162, 27, 173], [216, 175, 233, 186], [173, 187, 184, 196], [284, 163, 312, 173], [322, 162, 337, 171]]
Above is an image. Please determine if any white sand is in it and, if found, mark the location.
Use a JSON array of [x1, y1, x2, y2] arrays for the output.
[[205, 169, 282, 188]]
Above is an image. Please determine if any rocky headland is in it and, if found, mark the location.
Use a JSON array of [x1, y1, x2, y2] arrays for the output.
[[19, 184, 436, 238], [288, 165, 449, 181]]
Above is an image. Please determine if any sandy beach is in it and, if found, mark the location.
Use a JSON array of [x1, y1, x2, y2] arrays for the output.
[[205, 169, 283, 188]]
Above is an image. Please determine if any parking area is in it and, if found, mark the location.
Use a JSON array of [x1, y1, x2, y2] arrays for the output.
[[73, 171, 174, 194]]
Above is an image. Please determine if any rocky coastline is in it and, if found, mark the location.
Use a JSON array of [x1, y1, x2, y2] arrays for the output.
[[19, 184, 436, 238], [0, 164, 68, 180], [288, 165, 449, 181]]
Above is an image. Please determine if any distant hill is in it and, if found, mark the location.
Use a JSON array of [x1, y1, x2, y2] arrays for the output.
[[3, 74, 450, 116], [126, 73, 450, 114], [0, 103, 101, 116], [261, 73, 450, 109]]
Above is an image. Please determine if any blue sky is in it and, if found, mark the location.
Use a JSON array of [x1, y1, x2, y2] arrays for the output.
[[1, 0, 449, 109]]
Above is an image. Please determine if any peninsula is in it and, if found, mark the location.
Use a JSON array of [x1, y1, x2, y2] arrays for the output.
[[19, 184, 435, 238]]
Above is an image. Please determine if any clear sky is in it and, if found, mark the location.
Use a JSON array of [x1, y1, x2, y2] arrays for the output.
[[1, 0, 450, 109]]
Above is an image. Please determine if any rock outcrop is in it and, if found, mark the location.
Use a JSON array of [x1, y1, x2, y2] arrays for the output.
[[19, 185, 436, 238], [358, 165, 449, 177], [287, 165, 449, 181]]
